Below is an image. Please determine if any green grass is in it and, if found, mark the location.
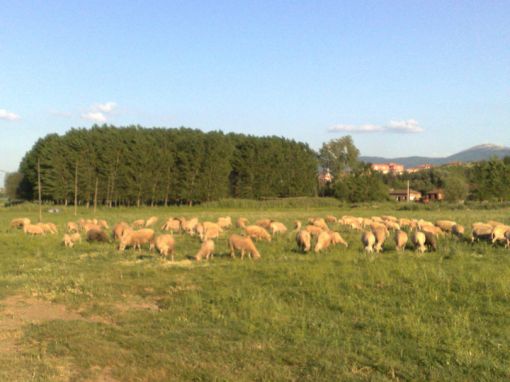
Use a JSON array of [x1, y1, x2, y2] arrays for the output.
[[0, 204, 509, 381]]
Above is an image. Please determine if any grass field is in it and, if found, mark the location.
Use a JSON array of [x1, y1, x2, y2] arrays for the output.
[[0, 203, 509, 381]]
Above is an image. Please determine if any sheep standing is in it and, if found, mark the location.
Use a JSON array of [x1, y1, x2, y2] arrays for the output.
[[145, 216, 159, 227], [67, 222, 79, 233], [269, 222, 288, 237], [63, 233, 81, 248], [296, 230, 311, 252], [228, 234, 261, 259], [372, 226, 387, 253], [217, 217, 232, 229], [155, 234, 175, 260], [131, 219, 145, 229], [395, 230, 408, 252], [412, 231, 427, 253], [24, 224, 45, 236], [361, 231, 376, 253], [87, 229, 110, 243], [195, 240, 215, 261], [119, 229, 155, 252], [11, 218, 31, 230], [113, 222, 131, 241]]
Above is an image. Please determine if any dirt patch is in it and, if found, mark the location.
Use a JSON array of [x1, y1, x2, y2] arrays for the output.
[[0, 294, 105, 354]]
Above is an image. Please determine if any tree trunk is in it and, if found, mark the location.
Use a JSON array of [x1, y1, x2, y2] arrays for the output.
[[93, 177, 99, 215], [74, 161, 78, 216], [37, 158, 42, 222]]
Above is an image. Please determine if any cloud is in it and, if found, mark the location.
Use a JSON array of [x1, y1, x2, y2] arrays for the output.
[[95, 102, 117, 113], [329, 119, 423, 134], [80, 101, 117, 123], [0, 109, 20, 121], [81, 111, 107, 123]]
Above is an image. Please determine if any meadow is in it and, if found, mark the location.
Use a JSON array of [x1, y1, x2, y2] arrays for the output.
[[0, 202, 509, 381]]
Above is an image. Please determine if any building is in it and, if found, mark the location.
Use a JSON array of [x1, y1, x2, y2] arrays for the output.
[[389, 189, 422, 202], [371, 162, 405, 175], [318, 168, 333, 184], [426, 189, 444, 201], [406, 164, 433, 173]]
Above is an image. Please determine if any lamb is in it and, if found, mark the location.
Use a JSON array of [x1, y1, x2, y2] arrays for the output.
[[361, 231, 376, 253], [155, 234, 175, 260], [217, 216, 232, 229], [228, 234, 261, 260], [269, 221, 288, 237], [181, 217, 199, 235], [118, 228, 155, 252], [23, 224, 45, 236], [131, 219, 145, 229], [195, 240, 215, 261], [145, 216, 159, 227], [86, 229, 110, 243], [296, 230, 311, 252], [113, 222, 131, 241], [394, 230, 408, 252], [63, 233, 81, 248], [412, 231, 427, 253], [10, 218, 30, 229], [238, 219, 271, 241], [67, 221, 79, 233], [161, 218, 181, 234]]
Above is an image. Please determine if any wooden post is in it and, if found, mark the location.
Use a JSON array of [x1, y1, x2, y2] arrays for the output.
[[407, 180, 410, 202], [37, 158, 42, 222], [74, 161, 78, 216], [93, 177, 99, 216]]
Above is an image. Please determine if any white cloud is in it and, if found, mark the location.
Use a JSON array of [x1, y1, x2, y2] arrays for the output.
[[80, 101, 117, 123], [81, 111, 107, 123], [329, 119, 424, 134], [95, 102, 117, 113], [0, 109, 20, 121]]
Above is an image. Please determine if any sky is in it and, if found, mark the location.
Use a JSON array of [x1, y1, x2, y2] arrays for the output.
[[1, 1, 509, 185]]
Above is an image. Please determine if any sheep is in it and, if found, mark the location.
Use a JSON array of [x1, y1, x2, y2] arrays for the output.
[[36, 223, 58, 234], [269, 221, 288, 237], [330, 231, 348, 247], [243, 225, 272, 242], [372, 226, 387, 253], [384, 221, 401, 231], [202, 225, 222, 242], [424, 231, 437, 252], [325, 215, 338, 224], [118, 228, 155, 252], [395, 230, 408, 252], [255, 219, 273, 229], [412, 231, 427, 253], [471, 223, 493, 243], [63, 233, 81, 248], [86, 229, 110, 243], [161, 218, 182, 234], [487, 220, 504, 228], [217, 216, 232, 229], [112, 222, 130, 241], [361, 231, 376, 253], [305, 225, 324, 237], [131, 219, 145, 229], [451, 224, 465, 239], [398, 218, 413, 229], [67, 221, 79, 233], [195, 240, 215, 261], [237, 217, 248, 228], [296, 230, 311, 252], [435, 220, 457, 233], [82, 222, 102, 233], [181, 217, 199, 235], [98, 219, 109, 230], [145, 216, 159, 227], [314, 231, 332, 253], [421, 225, 444, 238], [228, 234, 261, 259], [382, 215, 398, 222], [491, 224, 510, 245], [309, 217, 329, 230], [155, 234, 175, 260], [10, 218, 30, 230], [23, 224, 45, 236]]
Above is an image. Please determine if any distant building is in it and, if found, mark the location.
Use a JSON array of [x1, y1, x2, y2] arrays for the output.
[[426, 189, 444, 201], [371, 162, 405, 175], [406, 164, 433, 173], [389, 189, 422, 202]]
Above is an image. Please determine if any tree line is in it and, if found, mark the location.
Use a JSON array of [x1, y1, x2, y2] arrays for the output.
[[8, 126, 319, 205]]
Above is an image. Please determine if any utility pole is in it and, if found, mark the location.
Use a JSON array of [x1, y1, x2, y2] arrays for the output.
[[37, 158, 42, 222], [407, 179, 410, 202]]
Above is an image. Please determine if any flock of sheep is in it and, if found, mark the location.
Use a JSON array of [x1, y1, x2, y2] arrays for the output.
[[9, 214, 510, 260]]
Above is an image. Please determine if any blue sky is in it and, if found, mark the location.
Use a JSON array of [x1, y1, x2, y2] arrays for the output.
[[1, 1, 509, 184]]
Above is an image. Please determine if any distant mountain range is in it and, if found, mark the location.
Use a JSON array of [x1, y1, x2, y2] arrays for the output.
[[360, 144, 510, 168]]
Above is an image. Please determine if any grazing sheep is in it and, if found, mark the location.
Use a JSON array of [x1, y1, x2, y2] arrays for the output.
[[98, 219, 109, 230], [119, 228, 155, 252], [421, 225, 444, 238], [10, 218, 30, 230], [67, 221, 79, 233], [195, 240, 215, 261], [330, 232, 348, 247], [86, 229, 110, 243], [314, 231, 332, 253], [82, 222, 102, 233], [161, 218, 181, 234], [361, 231, 376, 253], [399, 218, 413, 229], [487, 220, 504, 228], [36, 223, 58, 234], [155, 234, 175, 260], [23, 224, 45, 236], [435, 220, 457, 233], [491, 224, 510, 245], [63, 233, 81, 248], [325, 215, 338, 224], [296, 230, 311, 252], [131, 219, 145, 229], [255, 219, 273, 229], [424, 231, 437, 252], [384, 221, 400, 231], [145, 216, 159, 227], [112, 222, 130, 241], [181, 217, 199, 235], [372, 226, 387, 253], [395, 230, 408, 252], [243, 225, 272, 242], [217, 216, 232, 229], [412, 231, 427, 253], [471, 223, 493, 243], [309, 218, 329, 230], [228, 234, 261, 259], [451, 224, 465, 239], [237, 217, 248, 228], [269, 221, 288, 237], [305, 225, 324, 237], [202, 225, 222, 241]]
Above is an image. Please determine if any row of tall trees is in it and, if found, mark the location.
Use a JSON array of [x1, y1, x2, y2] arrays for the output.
[[13, 125, 318, 205]]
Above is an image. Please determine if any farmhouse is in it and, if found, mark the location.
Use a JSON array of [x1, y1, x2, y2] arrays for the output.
[[389, 189, 422, 202], [371, 163, 405, 175], [406, 164, 433, 173]]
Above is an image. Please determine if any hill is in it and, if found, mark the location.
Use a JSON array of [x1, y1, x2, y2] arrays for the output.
[[360, 144, 510, 167]]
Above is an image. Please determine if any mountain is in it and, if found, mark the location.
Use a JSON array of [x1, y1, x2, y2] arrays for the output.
[[360, 144, 510, 168]]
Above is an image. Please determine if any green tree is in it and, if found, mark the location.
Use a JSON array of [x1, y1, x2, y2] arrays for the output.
[[318, 135, 360, 177]]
